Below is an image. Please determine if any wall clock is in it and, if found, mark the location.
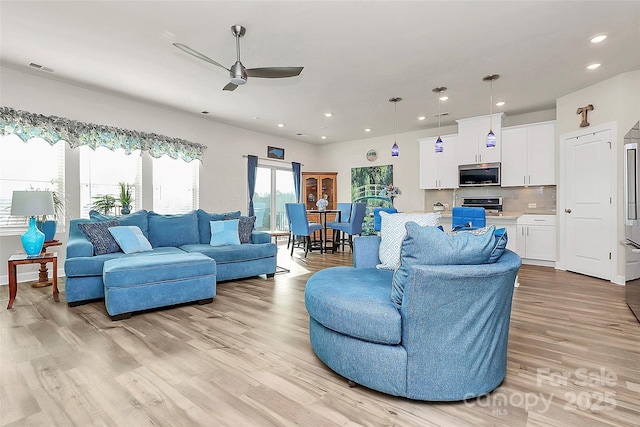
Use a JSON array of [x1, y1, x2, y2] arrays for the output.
[[366, 149, 377, 162]]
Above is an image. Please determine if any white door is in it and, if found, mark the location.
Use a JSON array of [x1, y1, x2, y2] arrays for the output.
[[564, 128, 612, 280]]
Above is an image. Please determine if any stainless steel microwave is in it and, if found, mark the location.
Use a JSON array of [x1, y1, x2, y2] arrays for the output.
[[459, 162, 501, 187]]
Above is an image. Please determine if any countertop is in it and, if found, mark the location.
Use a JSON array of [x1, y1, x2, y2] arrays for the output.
[[436, 211, 556, 220]]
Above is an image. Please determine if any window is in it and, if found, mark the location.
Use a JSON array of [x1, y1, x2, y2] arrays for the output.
[[253, 163, 296, 231], [79, 146, 142, 218], [153, 155, 199, 214], [0, 135, 65, 232]]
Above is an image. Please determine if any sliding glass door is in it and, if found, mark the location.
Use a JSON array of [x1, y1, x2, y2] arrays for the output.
[[253, 165, 296, 231]]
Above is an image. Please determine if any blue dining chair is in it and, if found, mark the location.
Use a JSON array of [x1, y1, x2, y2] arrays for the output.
[[451, 207, 486, 231], [373, 207, 398, 232], [286, 203, 323, 257], [327, 202, 367, 252], [334, 202, 352, 249]]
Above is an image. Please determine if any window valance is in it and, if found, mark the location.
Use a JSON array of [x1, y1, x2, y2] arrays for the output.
[[0, 106, 206, 162]]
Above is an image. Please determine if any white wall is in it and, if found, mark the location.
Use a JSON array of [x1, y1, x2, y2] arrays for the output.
[[556, 70, 640, 283], [0, 65, 320, 282]]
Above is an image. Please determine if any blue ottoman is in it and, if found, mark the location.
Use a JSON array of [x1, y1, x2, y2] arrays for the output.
[[103, 252, 216, 320]]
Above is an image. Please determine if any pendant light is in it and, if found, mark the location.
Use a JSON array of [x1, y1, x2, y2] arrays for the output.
[[483, 74, 500, 148], [389, 97, 402, 156], [432, 87, 447, 153]]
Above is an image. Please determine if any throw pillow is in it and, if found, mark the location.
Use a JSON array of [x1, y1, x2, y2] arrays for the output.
[[108, 226, 153, 254], [148, 210, 199, 247], [390, 223, 497, 307], [197, 209, 241, 243], [210, 219, 241, 246], [90, 209, 149, 238], [225, 215, 256, 243], [448, 226, 508, 263], [377, 211, 441, 270], [77, 220, 121, 255]]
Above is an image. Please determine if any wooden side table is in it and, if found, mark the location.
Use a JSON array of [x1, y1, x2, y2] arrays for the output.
[[266, 230, 291, 273], [31, 240, 62, 288], [7, 252, 59, 309]]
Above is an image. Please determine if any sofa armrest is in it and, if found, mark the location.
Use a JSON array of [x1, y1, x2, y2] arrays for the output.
[[67, 219, 94, 258], [353, 235, 381, 268], [251, 230, 271, 244]]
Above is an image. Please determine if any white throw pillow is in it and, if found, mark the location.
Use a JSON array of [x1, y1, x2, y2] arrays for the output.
[[377, 211, 441, 270]]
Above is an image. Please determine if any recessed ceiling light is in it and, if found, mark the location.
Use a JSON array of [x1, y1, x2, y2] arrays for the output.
[[252, 116, 260, 120], [324, 112, 334, 118], [495, 101, 505, 107], [439, 96, 449, 101], [591, 34, 607, 43], [417, 116, 426, 121], [587, 63, 601, 70], [364, 128, 372, 132], [277, 123, 285, 128], [321, 136, 327, 140]]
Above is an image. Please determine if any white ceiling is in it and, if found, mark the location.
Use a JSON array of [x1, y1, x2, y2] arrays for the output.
[[1, 1, 639, 145]]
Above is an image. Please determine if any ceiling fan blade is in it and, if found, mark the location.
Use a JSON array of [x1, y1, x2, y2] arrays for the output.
[[173, 43, 229, 71], [246, 67, 304, 78], [223, 82, 238, 91]]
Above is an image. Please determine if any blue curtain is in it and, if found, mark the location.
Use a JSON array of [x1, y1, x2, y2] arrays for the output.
[[247, 155, 258, 216], [292, 162, 301, 203]]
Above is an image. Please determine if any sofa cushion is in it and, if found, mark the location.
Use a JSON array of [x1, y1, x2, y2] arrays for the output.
[[148, 210, 199, 247], [108, 226, 153, 254], [305, 267, 400, 345], [64, 247, 186, 277], [210, 219, 241, 246], [197, 209, 241, 244], [77, 220, 121, 255], [90, 210, 149, 238], [390, 223, 499, 307], [377, 212, 441, 270], [180, 243, 276, 264]]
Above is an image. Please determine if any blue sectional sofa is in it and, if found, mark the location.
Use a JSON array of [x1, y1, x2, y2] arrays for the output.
[[305, 225, 521, 401], [64, 209, 277, 312]]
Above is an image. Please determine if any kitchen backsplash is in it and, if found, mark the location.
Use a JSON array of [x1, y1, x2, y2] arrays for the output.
[[424, 186, 557, 213]]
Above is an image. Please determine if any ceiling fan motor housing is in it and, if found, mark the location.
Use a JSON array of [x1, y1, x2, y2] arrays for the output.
[[230, 61, 247, 85]]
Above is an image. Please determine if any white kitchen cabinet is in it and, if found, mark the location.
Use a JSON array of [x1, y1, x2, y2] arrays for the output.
[[516, 214, 556, 264], [456, 113, 504, 165], [502, 121, 555, 187], [419, 134, 459, 189]]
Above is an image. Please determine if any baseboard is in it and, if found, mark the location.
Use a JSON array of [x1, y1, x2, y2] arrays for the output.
[[0, 268, 65, 286]]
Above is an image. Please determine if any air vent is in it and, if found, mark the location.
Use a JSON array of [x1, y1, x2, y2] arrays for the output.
[[434, 112, 449, 117], [29, 62, 54, 72], [201, 111, 210, 114]]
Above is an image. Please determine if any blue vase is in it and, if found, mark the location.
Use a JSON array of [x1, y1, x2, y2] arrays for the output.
[[37, 220, 57, 242], [22, 217, 45, 256]]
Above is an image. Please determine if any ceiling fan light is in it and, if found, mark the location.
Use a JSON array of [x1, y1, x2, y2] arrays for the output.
[[230, 61, 247, 85]]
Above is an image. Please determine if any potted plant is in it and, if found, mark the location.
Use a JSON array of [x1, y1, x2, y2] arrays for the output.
[[118, 182, 134, 215], [92, 194, 117, 215]]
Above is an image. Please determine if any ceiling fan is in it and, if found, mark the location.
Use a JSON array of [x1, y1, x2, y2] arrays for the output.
[[174, 25, 304, 91]]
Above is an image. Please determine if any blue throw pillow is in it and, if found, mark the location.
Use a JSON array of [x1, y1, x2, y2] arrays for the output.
[[390, 223, 498, 307], [108, 226, 153, 254], [77, 220, 121, 255], [197, 209, 241, 243], [210, 219, 241, 246], [148, 210, 199, 247]]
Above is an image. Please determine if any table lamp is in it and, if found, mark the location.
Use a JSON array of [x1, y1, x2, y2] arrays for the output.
[[10, 191, 55, 257]]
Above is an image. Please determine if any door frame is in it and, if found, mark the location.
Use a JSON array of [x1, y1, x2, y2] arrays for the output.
[[557, 121, 619, 282]]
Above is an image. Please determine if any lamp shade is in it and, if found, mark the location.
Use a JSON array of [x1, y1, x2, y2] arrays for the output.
[[10, 191, 55, 217]]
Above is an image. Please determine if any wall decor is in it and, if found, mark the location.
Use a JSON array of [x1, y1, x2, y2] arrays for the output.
[[351, 165, 394, 234], [366, 149, 378, 162], [577, 104, 594, 127], [267, 146, 285, 160]]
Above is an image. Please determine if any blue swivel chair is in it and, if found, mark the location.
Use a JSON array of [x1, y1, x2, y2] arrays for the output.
[[373, 207, 398, 232], [286, 203, 323, 258], [327, 202, 367, 252], [451, 207, 486, 231]]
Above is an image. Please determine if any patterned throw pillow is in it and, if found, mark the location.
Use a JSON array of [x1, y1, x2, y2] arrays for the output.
[[77, 220, 121, 255], [226, 215, 256, 243], [377, 212, 441, 270]]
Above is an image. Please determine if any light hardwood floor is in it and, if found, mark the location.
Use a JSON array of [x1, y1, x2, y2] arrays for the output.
[[1, 245, 639, 426]]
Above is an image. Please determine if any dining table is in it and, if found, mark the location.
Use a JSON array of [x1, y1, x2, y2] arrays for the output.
[[306, 209, 341, 254]]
